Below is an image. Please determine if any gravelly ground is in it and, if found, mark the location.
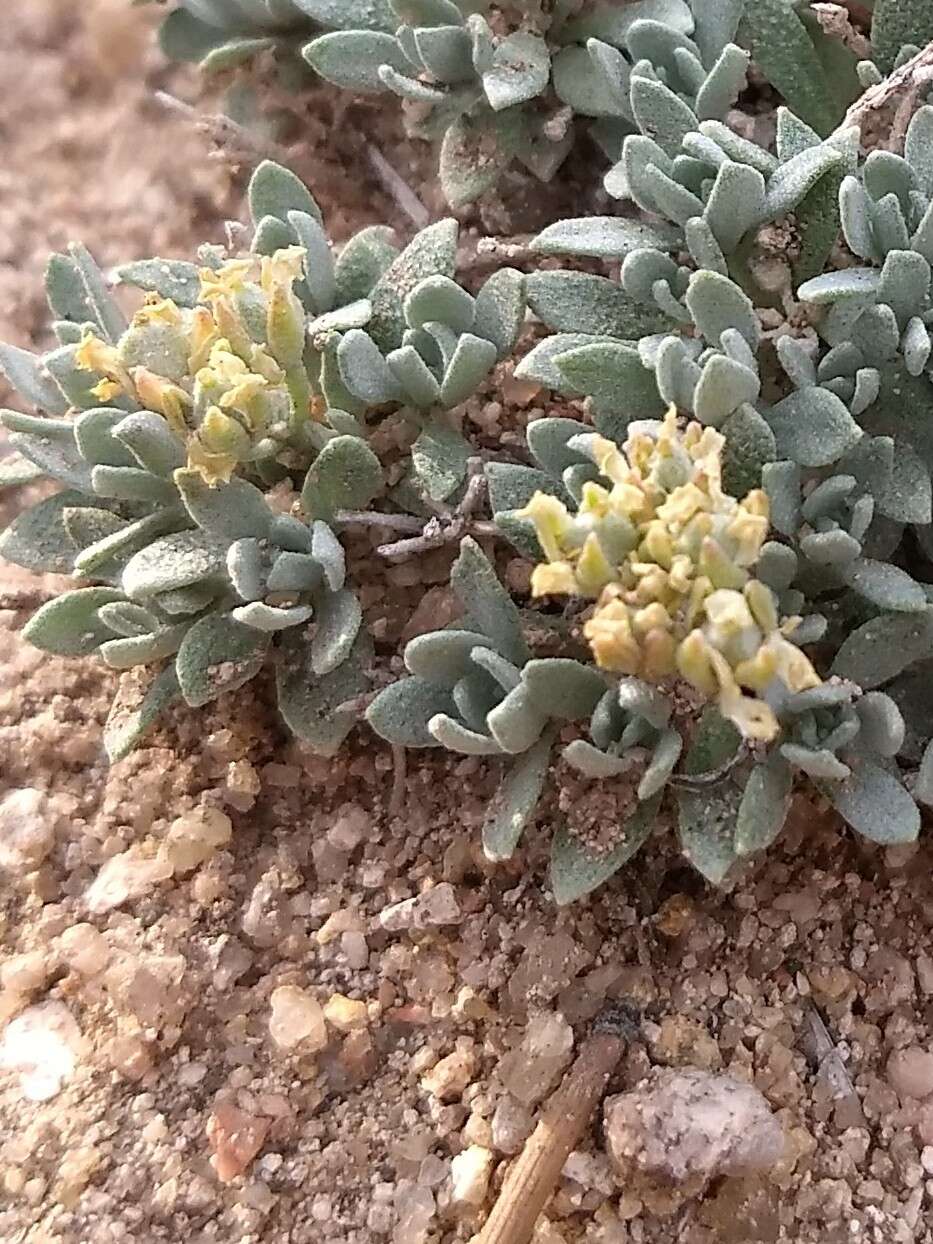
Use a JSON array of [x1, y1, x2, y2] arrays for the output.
[[1, 6, 933, 1243]]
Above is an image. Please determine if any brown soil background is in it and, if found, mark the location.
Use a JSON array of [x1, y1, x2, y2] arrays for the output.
[[1, 4, 933, 1242]]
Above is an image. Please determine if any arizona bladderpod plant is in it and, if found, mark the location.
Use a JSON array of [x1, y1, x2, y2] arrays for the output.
[[0, 159, 498, 759], [136, 0, 329, 71]]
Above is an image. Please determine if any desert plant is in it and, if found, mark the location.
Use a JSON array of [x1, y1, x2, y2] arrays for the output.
[[0, 160, 503, 758]]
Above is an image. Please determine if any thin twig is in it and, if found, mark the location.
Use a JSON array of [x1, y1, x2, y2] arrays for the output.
[[334, 510, 425, 533], [363, 138, 430, 230], [841, 39, 933, 142], [153, 90, 288, 166], [667, 741, 750, 791], [476, 1007, 638, 1244], [376, 458, 498, 560], [389, 744, 407, 816]]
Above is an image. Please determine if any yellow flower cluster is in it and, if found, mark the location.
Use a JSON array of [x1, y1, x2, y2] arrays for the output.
[[519, 407, 820, 741], [75, 247, 311, 485]]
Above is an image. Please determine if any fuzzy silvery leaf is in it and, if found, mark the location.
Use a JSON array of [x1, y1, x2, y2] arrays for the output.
[[405, 276, 475, 334], [638, 166, 704, 227], [874, 442, 931, 524], [122, 530, 225, 602], [404, 630, 495, 688], [0, 453, 44, 489], [157, 9, 227, 63], [876, 249, 930, 328], [308, 301, 373, 340], [562, 740, 632, 779], [301, 434, 383, 519], [527, 271, 675, 338], [367, 218, 458, 351], [294, 0, 395, 29], [692, 356, 760, 428], [703, 162, 765, 254], [799, 528, 861, 565], [781, 743, 852, 780], [482, 728, 555, 862], [309, 521, 344, 592], [232, 602, 314, 632], [73, 408, 137, 469], [864, 152, 916, 216], [307, 588, 362, 675], [684, 217, 728, 277], [855, 692, 906, 758], [905, 105, 933, 197], [6, 429, 92, 493], [411, 422, 471, 502], [67, 243, 127, 345], [761, 143, 846, 222], [113, 412, 185, 477], [378, 64, 449, 102], [902, 317, 932, 377], [287, 210, 336, 315], [550, 794, 660, 906], [412, 25, 473, 83], [337, 329, 403, 405], [479, 30, 549, 111], [92, 465, 178, 506], [531, 217, 681, 262], [0, 343, 69, 415], [839, 175, 877, 262], [484, 683, 547, 755], [872, 0, 933, 73], [240, 145, 314, 217], [265, 550, 321, 594], [742, 0, 840, 135], [685, 270, 759, 350], [840, 558, 927, 613], [833, 609, 933, 688], [100, 622, 192, 671], [733, 752, 792, 857], [115, 259, 202, 308], [521, 658, 607, 722], [200, 37, 276, 74], [393, 0, 463, 23], [766, 388, 861, 467], [561, 0, 693, 43], [278, 615, 370, 752], [23, 587, 124, 657], [45, 252, 96, 326], [439, 333, 497, 408], [486, 463, 554, 528], [41, 343, 109, 411], [426, 713, 501, 754], [175, 613, 269, 708], [99, 601, 162, 639], [556, 341, 664, 421], [334, 226, 398, 305], [303, 29, 408, 91], [0, 490, 100, 574], [526, 417, 592, 477], [630, 75, 698, 158], [677, 778, 741, 885], [514, 334, 606, 394], [468, 646, 521, 693], [551, 42, 630, 119], [472, 269, 525, 360], [438, 112, 518, 210], [720, 403, 775, 497], [104, 664, 180, 762], [386, 345, 442, 407], [620, 248, 681, 307], [638, 728, 683, 801], [828, 759, 920, 845], [71, 507, 181, 580], [608, 134, 672, 211], [695, 42, 749, 121], [452, 537, 528, 667], [63, 506, 128, 563], [654, 336, 702, 410]]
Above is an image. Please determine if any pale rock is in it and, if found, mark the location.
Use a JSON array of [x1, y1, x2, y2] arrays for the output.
[[491, 1094, 534, 1154], [378, 883, 462, 933], [604, 1068, 785, 1184], [207, 1103, 271, 1183], [58, 924, 109, 976], [327, 805, 370, 851], [160, 807, 232, 874], [324, 993, 368, 1032], [917, 953, 933, 997], [0, 1002, 86, 1101], [563, 1150, 614, 1195], [393, 1178, 435, 1243], [316, 908, 362, 945], [887, 1047, 933, 1100], [500, 1011, 574, 1106], [449, 1144, 494, 1210], [85, 848, 173, 914], [421, 1039, 476, 1102], [0, 788, 54, 870], [0, 951, 49, 996], [269, 986, 327, 1052]]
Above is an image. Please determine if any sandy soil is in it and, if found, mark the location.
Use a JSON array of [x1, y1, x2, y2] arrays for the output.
[[1, 5, 933, 1243]]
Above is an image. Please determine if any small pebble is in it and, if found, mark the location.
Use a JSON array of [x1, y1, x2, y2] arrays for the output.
[[269, 986, 327, 1052]]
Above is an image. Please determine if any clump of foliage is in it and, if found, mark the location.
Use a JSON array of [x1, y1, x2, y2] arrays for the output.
[[6, 0, 933, 901], [0, 161, 506, 760]]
